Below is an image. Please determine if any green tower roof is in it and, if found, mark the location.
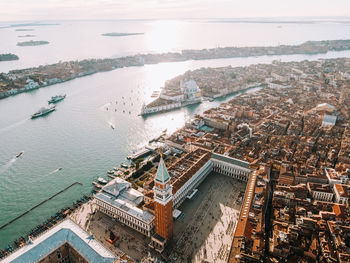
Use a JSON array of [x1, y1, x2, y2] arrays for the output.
[[155, 156, 170, 183]]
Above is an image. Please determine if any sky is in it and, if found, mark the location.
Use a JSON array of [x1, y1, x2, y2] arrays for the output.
[[0, 0, 350, 22]]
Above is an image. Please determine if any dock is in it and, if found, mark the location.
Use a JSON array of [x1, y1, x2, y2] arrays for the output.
[[127, 145, 156, 160]]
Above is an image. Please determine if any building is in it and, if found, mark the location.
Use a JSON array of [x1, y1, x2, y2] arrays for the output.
[[333, 184, 349, 204], [94, 178, 155, 237], [322, 114, 337, 127], [159, 89, 184, 102], [211, 153, 251, 182], [229, 165, 270, 262], [267, 81, 291, 89], [150, 156, 174, 252], [141, 101, 182, 115], [7, 88, 18, 95], [315, 103, 336, 114], [181, 80, 201, 102], [325, 168, 349, 186], [24, 78, 39, 90], [2, 219, 117, 263], [92, 148, 252, 254], [307, 182, 334, 202], [171, 149, 213, 207]]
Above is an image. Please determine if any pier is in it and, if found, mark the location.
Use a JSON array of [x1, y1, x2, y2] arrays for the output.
[[0, 182, 82, 231], [127, 145, 156, 160]]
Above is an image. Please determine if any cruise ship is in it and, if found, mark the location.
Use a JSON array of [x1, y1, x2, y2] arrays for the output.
[[48, 94, 66, 104], [31, 105, 56, 119]]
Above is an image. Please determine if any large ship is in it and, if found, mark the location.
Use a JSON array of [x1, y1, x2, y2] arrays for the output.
[[31, 105, 56, 119], [48, 94, 66, 104]]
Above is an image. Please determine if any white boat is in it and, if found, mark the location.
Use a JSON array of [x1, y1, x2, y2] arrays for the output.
[[120, 163, 129, 169], [97, 177, 108, 184], [16, 151, 24, 158], [31, 105, 56, 118]]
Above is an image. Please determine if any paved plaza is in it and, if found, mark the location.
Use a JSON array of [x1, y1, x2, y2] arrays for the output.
[[69, 172, 245, 262], [170, 172, 245, 263]]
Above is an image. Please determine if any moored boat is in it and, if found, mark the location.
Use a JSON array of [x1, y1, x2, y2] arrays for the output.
[[97, 177, 108, 184], [92, 182, 103, 189]]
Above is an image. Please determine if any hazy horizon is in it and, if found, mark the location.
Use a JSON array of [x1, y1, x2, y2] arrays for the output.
[[2, 16, 350, 25], [1, 0, 350, 22]]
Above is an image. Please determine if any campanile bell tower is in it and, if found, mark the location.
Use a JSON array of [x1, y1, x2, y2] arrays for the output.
[[153, 155, 173, 241]]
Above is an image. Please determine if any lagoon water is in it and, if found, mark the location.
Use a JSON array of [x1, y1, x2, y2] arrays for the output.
[[1, 19, 350, 247]]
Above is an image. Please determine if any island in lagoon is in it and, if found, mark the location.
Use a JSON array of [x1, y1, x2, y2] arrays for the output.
[[15, 29, 34, 31], [101, 32, 144, 37], [0, 53, 19, 62], [17, 40, 49, 46], [10, 23, 59, 27], [18, 34, 36, 38]]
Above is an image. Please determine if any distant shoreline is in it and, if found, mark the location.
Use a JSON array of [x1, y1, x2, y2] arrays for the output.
[[15, 29, 34, 32], [101, 32, 144, 37], [17, 40, 49, 47], [1, 39, 350, 100], [18, 34, 36, 38]]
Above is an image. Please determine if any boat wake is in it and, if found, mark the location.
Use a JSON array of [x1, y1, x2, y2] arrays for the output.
[[0, 156, 18, 175], [99, 102, 111, 111], [29, 168, 63, 185], [47, 168, 63, 175], [0, 118, 29, 135], [107, 121, 115, 130]]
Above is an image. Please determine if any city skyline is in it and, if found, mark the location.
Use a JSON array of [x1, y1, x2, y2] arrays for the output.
[[1, 0, 350, 22]]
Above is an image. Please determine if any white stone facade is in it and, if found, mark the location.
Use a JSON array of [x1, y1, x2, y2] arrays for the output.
[[173, 160, 213, 208], [95, 198, 154, 237], [211, 154, 251, 182], [141, 102, 181, 115], [311, 190, 333, 202]]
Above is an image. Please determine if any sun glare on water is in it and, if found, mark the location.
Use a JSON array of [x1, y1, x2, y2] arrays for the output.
[[146, 20, 187, 53]]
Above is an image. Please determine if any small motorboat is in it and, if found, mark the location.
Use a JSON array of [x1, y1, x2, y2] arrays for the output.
[[97, 177, 108, 184], [16, 151, 24, 158], [111, 124, 115, 130], [92, 182, 103, 189], [120, 163, 128, 169]]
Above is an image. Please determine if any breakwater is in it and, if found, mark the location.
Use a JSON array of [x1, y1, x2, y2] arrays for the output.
[[0, 182, 82, 231]]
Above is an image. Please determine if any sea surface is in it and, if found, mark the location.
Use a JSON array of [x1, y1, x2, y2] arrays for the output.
[[1, 19, 350, 247]]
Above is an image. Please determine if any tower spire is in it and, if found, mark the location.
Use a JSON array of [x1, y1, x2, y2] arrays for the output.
[[155, 155, 170, 184], [153, 154, 173, 244]]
